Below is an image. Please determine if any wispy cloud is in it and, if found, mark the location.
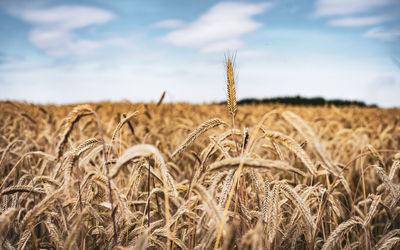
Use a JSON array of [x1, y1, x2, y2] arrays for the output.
[[18, 5, 114, 29], [161, 2, 272, 52], [327, 15, 392, 27], [0, 52, 19, 64], [152, 19, 185, 29], [14, 5, 116, 56], [363, 27, 400, 41], [314, 0, 399, 45], [314, 0, 393, 17]]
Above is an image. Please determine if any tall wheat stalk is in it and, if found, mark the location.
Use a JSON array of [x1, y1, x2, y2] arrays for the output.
[[225, 54, 239, 156]]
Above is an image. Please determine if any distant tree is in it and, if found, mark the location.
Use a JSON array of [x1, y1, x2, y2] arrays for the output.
[[222, 95, 374, 107]]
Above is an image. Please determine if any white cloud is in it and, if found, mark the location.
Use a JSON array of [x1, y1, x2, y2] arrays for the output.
[[19, 5, 114, 29], [327, 15, 391, 27], [14, 5, 115, 56], [363, 27, 400, 41], [162, 2, 272, 52], [152, 19, 185, 29], [315, 0, 392, 16]]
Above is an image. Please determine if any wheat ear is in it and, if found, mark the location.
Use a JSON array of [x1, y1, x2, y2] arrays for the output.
[[225, 54, 240, 156], [57, 104, 93, 160], [1, 185, 45, 195], [0, 208, 18, 235], [374, 165, 396, 198], [262, 129, 317, 176], [262, 178, 270, 223], [267, 183, 281, 244], [282, 111, 338, 174], [321, 217, 362, 250], [280, 183, 315, 240], [367, 144, 386, 168], [226, 56, 237, 118], [363, 194, 381, 226], [171, 118, 226, 159], [207, 157, 305, 176], [111, 111, 139, 143], [374, 229, 400, 249], [157, 91, 166, 106], [377, 237, 400, 250]]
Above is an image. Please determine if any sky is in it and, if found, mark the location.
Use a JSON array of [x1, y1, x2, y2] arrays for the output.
[[0, 0, 400, 107]]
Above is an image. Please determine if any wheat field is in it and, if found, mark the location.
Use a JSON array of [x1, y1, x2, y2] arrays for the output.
[[1, 64, 400, 250]]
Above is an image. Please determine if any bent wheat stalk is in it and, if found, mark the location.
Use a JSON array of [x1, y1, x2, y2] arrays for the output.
[[171, 118, 226, 159], [57, 105, 93, 160]]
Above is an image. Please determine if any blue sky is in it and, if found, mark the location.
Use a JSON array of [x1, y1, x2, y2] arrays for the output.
[[0, 0, 399, 107]]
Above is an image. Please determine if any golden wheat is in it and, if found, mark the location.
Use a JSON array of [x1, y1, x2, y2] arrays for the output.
[[0, 90, 399, 250]]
